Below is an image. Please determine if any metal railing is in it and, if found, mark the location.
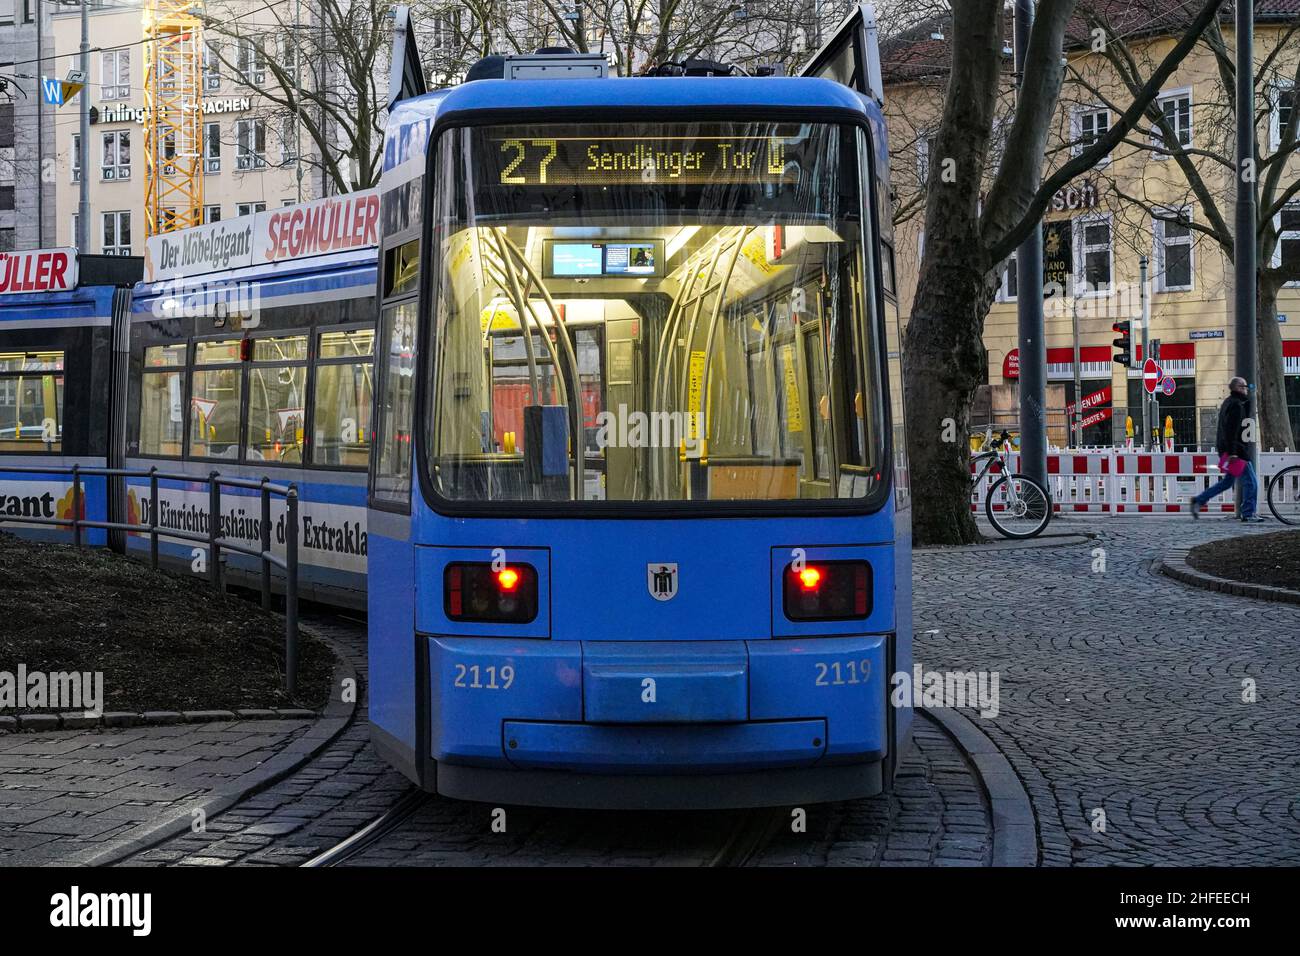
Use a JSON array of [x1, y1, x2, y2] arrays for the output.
[[0, 465, 301, 696]]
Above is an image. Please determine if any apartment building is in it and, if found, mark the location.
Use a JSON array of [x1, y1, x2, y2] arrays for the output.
[[43, 0, 315, 257], [0, 0, 59, 251]]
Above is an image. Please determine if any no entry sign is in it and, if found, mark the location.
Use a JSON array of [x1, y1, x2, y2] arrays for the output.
[[1143, 357, 1163, 394]]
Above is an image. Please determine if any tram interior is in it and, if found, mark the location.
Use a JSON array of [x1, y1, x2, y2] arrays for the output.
[[429, 220, 880, 503]]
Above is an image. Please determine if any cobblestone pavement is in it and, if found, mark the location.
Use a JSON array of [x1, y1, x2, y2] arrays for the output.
[[919, 515, 1299, 866], [0, 718, 313, 866], [335, 714, 990, 867], [124, 619, 992, 867], [48, 514, 1285, 868]]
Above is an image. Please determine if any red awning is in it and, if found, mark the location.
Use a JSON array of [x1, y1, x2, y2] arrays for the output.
[[1047, 346, 1111, 363], [1135, 342, 1194, 361], [1284, 340, 1300, 358]]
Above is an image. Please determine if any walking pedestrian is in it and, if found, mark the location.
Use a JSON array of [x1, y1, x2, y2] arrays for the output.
[[1189, 376, 1262, 521]]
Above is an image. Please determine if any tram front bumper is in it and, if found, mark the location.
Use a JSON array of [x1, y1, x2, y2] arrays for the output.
[[425, 634, 888, 774]]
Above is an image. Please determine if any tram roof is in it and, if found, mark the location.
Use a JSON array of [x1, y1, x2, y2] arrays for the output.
[[390, 76, 879, 130]]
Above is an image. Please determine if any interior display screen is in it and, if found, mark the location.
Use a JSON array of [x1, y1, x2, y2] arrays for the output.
[[485, 129, 804, 187], [545, 240, 664, 278], [550, 243, 604, 276]]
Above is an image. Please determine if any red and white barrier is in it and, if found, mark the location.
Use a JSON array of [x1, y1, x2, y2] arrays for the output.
[[970, 450, 1300, 515]]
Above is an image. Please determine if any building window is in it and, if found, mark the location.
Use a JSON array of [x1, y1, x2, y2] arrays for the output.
[[278, 35, 299, 82], [1073, 107, 1110, 159], [1155, 208, 1194, 292], [70, 133, 81, 182], [1277, 204, 1300, 288], [235, 119, 266, 170], [915, 131, 937, 183], [1075, 214, 1112, 295], [204, 122, 221, 173], [103, 211, 131, 255], [236, 38, 266, 84], [101, 130, 130, 180], [236, 202, 266, 217], [204, 41, 221, 91], [71, 214, 80, 247], [996, 255, 1018, 302], [280, 117, 298, 163], [1272, 82, 1296, 151], [0, 0, 14, 26], [203, 204, 221, 224], [1154, 90, 1192, 153], [431, 12, 462, 50], [100, 49, 130, 101]]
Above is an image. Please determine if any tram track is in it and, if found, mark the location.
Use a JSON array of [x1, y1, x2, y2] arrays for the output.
[[301, 788, 431, 868], [707, 807, 785, 867]]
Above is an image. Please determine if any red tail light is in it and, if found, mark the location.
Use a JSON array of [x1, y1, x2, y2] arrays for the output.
[[444, 562, 538, 623], [783, 561, 871, 621]]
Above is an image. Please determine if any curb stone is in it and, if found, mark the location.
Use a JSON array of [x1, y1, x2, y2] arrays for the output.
[[60, 624, 360, 868], [1156, 546, 1300, 607], [920, 708, 1039, 867], [5, 704, 332, 734]]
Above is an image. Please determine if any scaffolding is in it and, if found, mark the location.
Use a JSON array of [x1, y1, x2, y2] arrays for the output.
[[144, 0, 204, 236]]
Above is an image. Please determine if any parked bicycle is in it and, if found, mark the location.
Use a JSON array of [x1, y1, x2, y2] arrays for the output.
[[972, 429, 1053, 539], [1267, 463, 1300, 525]]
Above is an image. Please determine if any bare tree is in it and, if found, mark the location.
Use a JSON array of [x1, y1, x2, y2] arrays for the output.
[[1068, 4, 1300, 451], [898, 0, 1228, 545]]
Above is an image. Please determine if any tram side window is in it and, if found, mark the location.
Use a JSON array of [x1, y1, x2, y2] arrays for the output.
[[244, 336, 307, 464], [373, 300, 418, 504], [189, 340, 243, 459], [314, 328, 374, 468], [138, 344, 186, 457], [0, 351, 64, 452]]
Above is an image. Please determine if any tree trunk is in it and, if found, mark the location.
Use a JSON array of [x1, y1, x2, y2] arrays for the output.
[[901, 0, 1003, 546], [1257, 280, 1295, 452], [904, 256, 997, 546]]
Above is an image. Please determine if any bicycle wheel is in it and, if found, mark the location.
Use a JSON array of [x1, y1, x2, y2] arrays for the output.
[[1267, 464, 1300, 525], [985, 472, 1052, 539]]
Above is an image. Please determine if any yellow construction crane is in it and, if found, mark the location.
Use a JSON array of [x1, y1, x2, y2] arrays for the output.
[[143, 0, 204, 237]]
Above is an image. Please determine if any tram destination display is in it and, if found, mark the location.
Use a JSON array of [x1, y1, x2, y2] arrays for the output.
[[484, 130, 804, 186]]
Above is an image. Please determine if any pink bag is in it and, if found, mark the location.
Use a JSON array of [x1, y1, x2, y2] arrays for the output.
[[1219, 454, 1247, 477]]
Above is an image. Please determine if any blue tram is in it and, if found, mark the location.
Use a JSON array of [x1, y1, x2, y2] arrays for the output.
[[124, 195, 380, 606], [367, 5, 913, 807], [0, 249, 141, 547]]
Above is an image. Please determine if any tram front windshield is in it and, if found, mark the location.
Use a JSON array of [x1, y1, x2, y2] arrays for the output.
[[425, 120, 885, 505]]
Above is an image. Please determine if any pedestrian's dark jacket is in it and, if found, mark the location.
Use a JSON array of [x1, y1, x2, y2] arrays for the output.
[[1215, 392, 1249, 458]]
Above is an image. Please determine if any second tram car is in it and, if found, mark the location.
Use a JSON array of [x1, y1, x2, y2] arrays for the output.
[[367, 5, 913, 807], [124, 194, 380, 605]]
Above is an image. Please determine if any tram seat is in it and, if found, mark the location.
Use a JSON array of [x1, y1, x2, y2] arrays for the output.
[[706, 457, 800, 500]]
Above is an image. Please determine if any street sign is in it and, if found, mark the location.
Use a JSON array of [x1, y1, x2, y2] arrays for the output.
[[1142, 357, 1163, 394], [41, 71, 87, 107], [1161, 376, 1176, 396]]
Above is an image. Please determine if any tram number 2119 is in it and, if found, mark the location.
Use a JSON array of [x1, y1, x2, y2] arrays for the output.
[[453, 664, 517, 690], [814, 660, 871, 687]]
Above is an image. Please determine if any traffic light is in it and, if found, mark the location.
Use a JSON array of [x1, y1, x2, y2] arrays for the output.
[[1112, 320, 1132, 367]]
